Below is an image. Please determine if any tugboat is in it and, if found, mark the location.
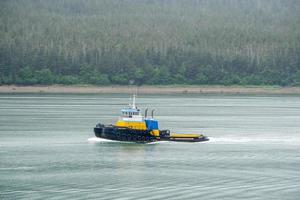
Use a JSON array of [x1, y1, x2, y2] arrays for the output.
[[94, 95, 209, 143]]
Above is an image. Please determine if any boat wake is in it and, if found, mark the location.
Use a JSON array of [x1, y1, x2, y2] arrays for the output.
[[88, 136, 300, 145], [87, 137, 119, 143], [208, 136, 300, 145]]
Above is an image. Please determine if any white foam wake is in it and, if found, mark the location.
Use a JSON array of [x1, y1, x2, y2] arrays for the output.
[[208, 137, 300, 145], [88, 136, 300, 145], [87, 137, 118, 143]]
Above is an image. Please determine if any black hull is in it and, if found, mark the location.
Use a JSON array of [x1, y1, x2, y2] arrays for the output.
[[94, 124, 156, 143], [94, 124, 209, 143]]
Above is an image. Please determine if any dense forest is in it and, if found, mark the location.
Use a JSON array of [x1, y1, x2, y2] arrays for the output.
[[0, 0, 300, 86]]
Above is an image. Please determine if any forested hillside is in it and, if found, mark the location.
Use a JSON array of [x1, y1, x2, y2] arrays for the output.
[[1, 0, 300, 86]]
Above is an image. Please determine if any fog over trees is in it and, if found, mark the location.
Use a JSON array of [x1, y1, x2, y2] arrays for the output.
[[0, 0, 300, 85]]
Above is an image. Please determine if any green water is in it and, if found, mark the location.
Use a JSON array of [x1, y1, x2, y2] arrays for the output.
[[1, 94, 300, 200]]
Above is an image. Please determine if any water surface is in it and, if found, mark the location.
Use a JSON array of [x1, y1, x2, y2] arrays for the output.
[[1, 94, 300, 199]]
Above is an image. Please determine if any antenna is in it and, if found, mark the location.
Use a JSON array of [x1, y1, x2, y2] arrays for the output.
[[132, 94, 136, 109], [128, 96, 132, 107]]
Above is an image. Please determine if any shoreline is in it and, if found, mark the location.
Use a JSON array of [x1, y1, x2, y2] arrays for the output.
[[1, 85, 300, 95]]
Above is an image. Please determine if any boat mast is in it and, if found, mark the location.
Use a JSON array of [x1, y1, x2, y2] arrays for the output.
[[132, 94, 136, 109]]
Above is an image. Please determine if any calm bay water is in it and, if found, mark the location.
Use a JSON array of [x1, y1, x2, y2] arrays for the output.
[[1, 93, 300, 199]]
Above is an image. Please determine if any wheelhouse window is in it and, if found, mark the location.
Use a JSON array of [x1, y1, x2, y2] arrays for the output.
[[122, 109, 140, 118]]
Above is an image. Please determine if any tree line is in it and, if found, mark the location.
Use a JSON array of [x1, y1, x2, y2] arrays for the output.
[[0, 0, 300, 86]]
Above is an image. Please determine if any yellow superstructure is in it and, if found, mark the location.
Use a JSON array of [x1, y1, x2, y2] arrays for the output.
[[115, 120, 147, 130]]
